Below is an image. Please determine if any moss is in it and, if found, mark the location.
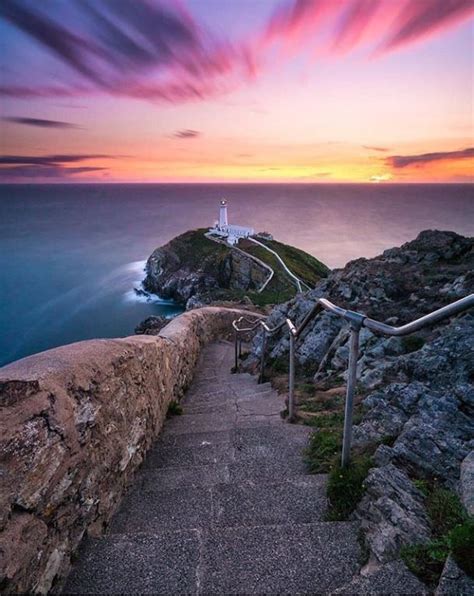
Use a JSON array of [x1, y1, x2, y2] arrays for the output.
[[449, 518, 474, 577], [166, 400, 183, 417], [326, 455, 373, 521], [401, 540, 448, 586], [401, 335, 426, 353]]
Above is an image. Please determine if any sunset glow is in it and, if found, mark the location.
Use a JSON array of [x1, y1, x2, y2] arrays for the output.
[[0, 0, 473, 183]]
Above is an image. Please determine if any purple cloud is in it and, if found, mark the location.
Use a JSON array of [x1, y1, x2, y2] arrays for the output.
[[0, 165, 106, 179], [2, 116, 79, 129], [0, 1, 472, 103], [0, 0, 254, 102], [0, 153, 110, 180], [386, 147, 474, 168], [379, 0, 474, 54], [0, 154, 108, 165], [173, 129, 200, 139]]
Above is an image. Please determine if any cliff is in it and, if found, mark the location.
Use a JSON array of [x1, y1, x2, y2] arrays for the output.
[[245, 230, 474, 591], [143, 228, 329, 309]]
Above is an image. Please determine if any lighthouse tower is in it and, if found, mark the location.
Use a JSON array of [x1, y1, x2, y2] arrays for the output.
[[219, 199, 228, 229]]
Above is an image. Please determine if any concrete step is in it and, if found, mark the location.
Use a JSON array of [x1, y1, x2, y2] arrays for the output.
[[108, 474, 327, 536], [143, 441, 235, 470], [64, 522, 361, 595], [213, 476, 328, 527], [201, 522, 361, 595]]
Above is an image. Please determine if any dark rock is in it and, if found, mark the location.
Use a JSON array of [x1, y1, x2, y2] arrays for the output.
[[143, 229, 269, 307], [435, 555, 474, 596], [134, 316, 168, 335]]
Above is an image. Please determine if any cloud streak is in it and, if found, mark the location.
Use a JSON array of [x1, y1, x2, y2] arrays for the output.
[[386, 147, 474, 168], [2, 116, 79, 129], [0, 154, 108, 165], [0, 0, 472, 103], [0, 153, 109, 179], [173, 129, 200, 139], [0, 0, 254, 102], [363, 145, 390, 152]]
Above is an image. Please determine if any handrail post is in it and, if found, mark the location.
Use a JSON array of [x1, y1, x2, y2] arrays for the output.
[[288, 331, 295, 422], [238, 337, 242, 359], [234, 329, 238, 371], [259, 330, 267, 384], [341, 324, 361, 468]]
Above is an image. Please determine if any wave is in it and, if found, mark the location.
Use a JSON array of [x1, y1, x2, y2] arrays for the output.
[[123, 288, 175, 305]]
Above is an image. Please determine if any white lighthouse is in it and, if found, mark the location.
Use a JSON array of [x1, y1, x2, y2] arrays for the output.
[[219, 199, 228, 228], [211, 200, 255, 245]]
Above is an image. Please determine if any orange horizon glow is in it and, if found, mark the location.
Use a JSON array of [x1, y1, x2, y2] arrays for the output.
[[0, 1, 473, 184]]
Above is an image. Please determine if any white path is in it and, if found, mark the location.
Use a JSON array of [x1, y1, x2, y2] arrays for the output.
[[247, 237, 310, 292]]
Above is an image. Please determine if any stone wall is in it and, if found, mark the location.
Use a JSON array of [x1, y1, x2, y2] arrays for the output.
[[0, 307, 250, 594]]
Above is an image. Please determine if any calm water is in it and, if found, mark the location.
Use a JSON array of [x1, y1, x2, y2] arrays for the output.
[[0, 183, 473, 367]]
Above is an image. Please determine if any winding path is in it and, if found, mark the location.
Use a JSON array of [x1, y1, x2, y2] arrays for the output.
[[63, 340, 362, 595], [247, 237, 310, 292]]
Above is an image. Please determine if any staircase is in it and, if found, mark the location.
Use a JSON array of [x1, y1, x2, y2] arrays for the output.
[[64, 341, 362, 595]]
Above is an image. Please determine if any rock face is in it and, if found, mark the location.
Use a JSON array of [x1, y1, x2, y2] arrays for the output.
[[250, 229, 473, 371], [245, 230, 474, 588], [144, 229, 269, 308], [0, 306, 252, 594]]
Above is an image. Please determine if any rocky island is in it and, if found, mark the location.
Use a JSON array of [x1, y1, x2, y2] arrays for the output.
[[143, 228, 329, 309]]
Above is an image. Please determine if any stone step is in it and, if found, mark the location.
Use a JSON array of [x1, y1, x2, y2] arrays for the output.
[[108, 474, 327, 536], [64, 522, 361, 595]]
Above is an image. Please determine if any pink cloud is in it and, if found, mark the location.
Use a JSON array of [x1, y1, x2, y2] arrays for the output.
[[377, 0, 474, 55], [0, 0, 472, 103]]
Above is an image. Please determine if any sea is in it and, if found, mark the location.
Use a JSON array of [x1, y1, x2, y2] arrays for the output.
[[0, 183, 473, 367]]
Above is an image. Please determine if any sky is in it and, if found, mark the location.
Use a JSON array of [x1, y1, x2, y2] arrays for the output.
[[0, 0, 473, 183]]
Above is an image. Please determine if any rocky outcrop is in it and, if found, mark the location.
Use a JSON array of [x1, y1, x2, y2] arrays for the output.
[[0, 306, 253, 594], [245, 230, 474, 590], [143, 229, 269, 308], [134, 315, 169, 335], [143, 228, 329, 309], [248, 230, 473, 372]]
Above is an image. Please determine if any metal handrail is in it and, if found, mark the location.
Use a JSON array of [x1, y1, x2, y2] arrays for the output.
[[232, 293, 474, 467], [287, 293, 474, 466], [232, 315, 287, 382]]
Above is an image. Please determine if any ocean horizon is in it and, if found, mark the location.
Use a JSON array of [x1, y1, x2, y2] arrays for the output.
[[1, 182, 473, 367]]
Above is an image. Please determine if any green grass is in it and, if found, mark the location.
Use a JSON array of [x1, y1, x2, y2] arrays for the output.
[[166, 400, 183, 417], [449, 518, 474, 577], [426, 487, 467, 537], [326, 456, 373, 521], [401, 541, 448, 586], [257, 237, 330, 287], [401, 481, 471, 585], [305, 429, 342, 473]]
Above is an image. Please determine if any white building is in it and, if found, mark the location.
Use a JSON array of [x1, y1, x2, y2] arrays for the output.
[[211, 200, 255, 245]]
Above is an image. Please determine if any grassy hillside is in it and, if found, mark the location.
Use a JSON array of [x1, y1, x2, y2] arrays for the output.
[[256, 238, 330, 286], [162, 229, 330, 307]]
